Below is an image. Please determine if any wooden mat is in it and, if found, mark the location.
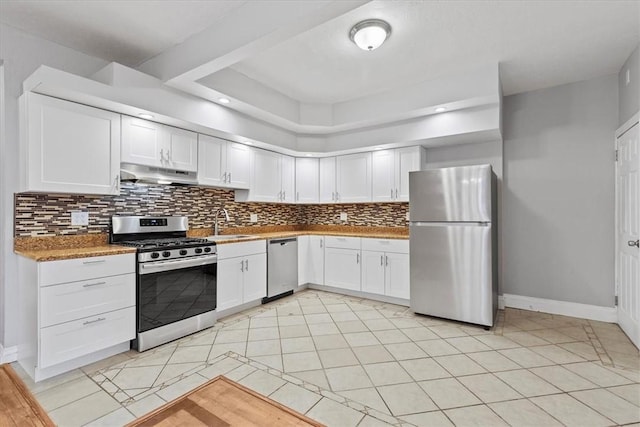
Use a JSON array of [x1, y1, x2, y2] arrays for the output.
[[0, 364, 55, 427], [127, 375, 325, 427]]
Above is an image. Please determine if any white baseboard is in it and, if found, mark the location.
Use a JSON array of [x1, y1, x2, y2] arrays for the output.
[[500, 293, 617, 323], [0, 343, 18, 364]]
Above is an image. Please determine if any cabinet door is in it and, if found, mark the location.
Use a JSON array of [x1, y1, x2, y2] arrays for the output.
[[251, 149, 282, 202], [372, 150, 395, 202], [197, 134, 225, 187], [361, 251, 385, 295], [324, 248, 360, 291], [336, 153, 372, 202], [297, 236, 309, 286], [165, 126, 198, 172], [307, 236, 325, 285], [243, 253, 267, 302], [385, 252, 410, 299], [217, 258, 244, 311], [395, 147, 422, 201], [319, 157, 336, 203], [121, 116, 164, 168], [25, 93, 121, 195], [295, 158, 319, 203], [226, 142, 252, 189], [280, 155, 296, 203]]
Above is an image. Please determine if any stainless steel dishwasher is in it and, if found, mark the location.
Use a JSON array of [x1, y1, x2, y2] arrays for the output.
[[264, 237, 298, 303]]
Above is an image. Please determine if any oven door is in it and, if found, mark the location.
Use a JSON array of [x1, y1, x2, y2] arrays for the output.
[[138, 255, 217, 333]]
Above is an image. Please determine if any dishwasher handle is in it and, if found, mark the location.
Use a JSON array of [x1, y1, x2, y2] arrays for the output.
[[269, 238, 297, 245]]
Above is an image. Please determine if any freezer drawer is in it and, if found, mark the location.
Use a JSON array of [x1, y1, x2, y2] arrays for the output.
[[410, 223, 495, 326]]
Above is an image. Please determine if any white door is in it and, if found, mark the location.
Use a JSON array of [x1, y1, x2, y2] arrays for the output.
[[217, 258, 244, 311], [26, 93, 121, 195], [617, 121, 640, 348], [243, 253, 267, 302], [325, 248, 361, 291], [121, 116, 163, 168], [385, 252, 410, 299], [226, 142, 252, 189], [319, 157, 337, 203], [371, 150, 395, 202], [165, 126, 198, 172], [197, 134, 225, 187], [296, 158, 319, 203], [251, 149, 281, 202], [396, 147, 422, 201], [336, 152, 372, 202], [361, 250, 385, 295], [308, 236, 325, 285], [280, 155, 296, 203]]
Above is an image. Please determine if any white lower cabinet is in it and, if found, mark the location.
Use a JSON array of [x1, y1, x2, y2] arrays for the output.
[[361, 238, 410, 300], [217, 240, 267, 311], [18, 253, 136, 382], [298, 235, 325, 286], [324, 237, 361, 291]]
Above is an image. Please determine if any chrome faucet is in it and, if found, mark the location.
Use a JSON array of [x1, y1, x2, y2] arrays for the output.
[[214, 208, 230, 236]]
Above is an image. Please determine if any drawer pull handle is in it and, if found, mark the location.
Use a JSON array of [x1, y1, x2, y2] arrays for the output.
[[83, 259, 106, 265], [83, 317, 106, 326], [83, 281, 106, 288]]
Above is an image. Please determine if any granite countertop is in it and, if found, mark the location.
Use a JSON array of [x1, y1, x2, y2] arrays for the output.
[[14, 234, 137, 262], [15, 225, 408, 261]]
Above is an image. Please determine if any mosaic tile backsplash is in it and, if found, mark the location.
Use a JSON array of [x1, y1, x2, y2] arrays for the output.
[[14, 183, 408, 237]]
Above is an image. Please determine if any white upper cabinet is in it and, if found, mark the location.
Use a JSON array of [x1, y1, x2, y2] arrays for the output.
[[21, 93, 121, 195], [372, 146, 424, 202], [295, 157, 319, 203], [239, 148, 295, 203], [198, 134, 251, 189], [319, 157, 337, 203], [121, 116, 197, 172], [336, 152, 372, 203]]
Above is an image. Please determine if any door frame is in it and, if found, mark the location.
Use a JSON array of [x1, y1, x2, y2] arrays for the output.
[[614, 111, 639, 335]]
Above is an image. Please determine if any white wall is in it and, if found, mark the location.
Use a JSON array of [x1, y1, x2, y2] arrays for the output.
[[0, 24, 108, 353], [619, 44, 639, 126], [502, 74, 618, 308]]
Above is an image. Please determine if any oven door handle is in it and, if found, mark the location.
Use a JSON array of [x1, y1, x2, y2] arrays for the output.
[[139, 255, 217, 274]]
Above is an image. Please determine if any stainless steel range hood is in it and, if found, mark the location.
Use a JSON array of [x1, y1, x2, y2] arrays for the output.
[[120, 163, 198, 186]]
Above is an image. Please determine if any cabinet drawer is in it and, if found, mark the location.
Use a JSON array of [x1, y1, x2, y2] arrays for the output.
[[40, 273, 135, 327], [40, 306, 135, 369], [324, 236, 361, 250], [217, 240, 266, 259], [39, 254, 135, 287], [361, 238, 409, 253]]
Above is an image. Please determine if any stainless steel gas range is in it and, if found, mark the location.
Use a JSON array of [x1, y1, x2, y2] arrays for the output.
[[110, 216, 216, 351]]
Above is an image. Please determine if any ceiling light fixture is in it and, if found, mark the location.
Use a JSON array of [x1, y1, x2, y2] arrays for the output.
[[218, 97, 230, 104], [435, 107, 447, 113], [349, 19, 391, 51], [138, 113, 154, 119]]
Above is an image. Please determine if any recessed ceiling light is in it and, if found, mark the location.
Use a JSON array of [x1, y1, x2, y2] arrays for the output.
[[305, 154, 312, 157], [218, 97, 230, 104], [138, 113, 154, 119], [435, 107, 447, 113], [349, 19, 391, 51]]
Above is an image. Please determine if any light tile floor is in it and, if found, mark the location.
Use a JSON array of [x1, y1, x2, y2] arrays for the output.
[[12, 289, 640, 426]]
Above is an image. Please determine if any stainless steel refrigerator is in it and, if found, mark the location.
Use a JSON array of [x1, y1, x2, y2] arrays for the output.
[[409, 164, 498, 327]]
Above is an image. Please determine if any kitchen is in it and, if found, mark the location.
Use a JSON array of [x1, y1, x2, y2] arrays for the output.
[[0, 1, 639, 426]]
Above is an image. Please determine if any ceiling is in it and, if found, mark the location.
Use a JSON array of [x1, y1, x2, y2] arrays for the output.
[[1, 0, 638, 134]]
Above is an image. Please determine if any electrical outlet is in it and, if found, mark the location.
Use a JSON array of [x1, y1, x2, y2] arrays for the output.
[[340, 212, 348, 221], [71, 211, 89, 226], [250, 213, 258, 223]]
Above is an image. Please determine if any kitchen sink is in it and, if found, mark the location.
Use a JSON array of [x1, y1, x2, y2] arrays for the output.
[[205, 234, 255, 241]]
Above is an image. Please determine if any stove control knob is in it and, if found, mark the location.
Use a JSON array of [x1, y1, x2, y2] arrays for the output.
[[195, 248, 203, 254], [162, 251, 171, 258], [179, 249, 188, 256], [151, 252, 160, 259], [204, 247, 211, 253]]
